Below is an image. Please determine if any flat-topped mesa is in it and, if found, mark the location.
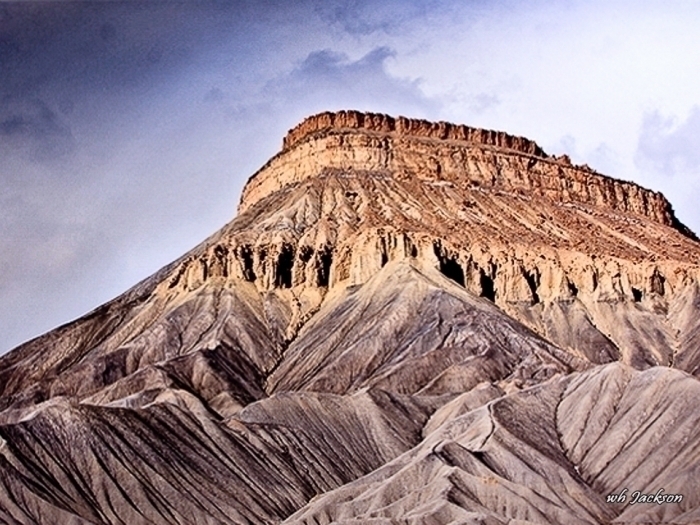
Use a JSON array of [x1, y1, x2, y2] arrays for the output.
[[239, 111, 687, 235], [282, 110, 547, 156]]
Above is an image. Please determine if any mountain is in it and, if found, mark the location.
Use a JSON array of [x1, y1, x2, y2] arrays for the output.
[[1, 110, 699, 524]]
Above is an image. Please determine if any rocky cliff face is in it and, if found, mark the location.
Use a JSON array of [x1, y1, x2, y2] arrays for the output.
[[281, 110, 548, 155], [1, 111, 700, 524], [241, 110, 676, 226]]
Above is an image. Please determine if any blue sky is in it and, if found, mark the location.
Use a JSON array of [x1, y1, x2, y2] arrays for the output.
[[2, 0, 700, 353]]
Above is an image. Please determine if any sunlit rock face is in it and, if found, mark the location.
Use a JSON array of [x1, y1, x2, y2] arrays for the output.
[[2, 111, 700, 524]]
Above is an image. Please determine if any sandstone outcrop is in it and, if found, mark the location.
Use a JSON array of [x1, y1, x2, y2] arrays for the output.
[[1, 111, 700, 524], [241, 110, 681, 229], [281, 110, 548, 155]]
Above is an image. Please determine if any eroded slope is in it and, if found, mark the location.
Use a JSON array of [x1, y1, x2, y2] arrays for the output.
[[285, 364, 700, 525]]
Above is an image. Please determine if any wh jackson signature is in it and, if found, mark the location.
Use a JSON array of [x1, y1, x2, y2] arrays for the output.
[[606, 488, 683, 505]]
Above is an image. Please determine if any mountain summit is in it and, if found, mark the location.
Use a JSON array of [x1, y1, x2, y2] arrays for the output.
[[2, 111, 700, 524]]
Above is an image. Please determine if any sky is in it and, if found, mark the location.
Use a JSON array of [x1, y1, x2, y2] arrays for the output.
[[2, 0, 700, 354]]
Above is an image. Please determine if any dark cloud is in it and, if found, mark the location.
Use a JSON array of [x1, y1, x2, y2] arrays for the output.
[[313, 0, 444, 35], [0, 97, 75, 162], [0, 1, 289, 104], [0, 1, 215, 166], [296, 46, 398, 80], [636, 108, 700, 176], [262, 46, 438, 118]]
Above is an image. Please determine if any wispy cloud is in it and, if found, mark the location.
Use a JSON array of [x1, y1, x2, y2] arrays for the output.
[[262, 46, 438, 118], [636, 108, 700, 176]]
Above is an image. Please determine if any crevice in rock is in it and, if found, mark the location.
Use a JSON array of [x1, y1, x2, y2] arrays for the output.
[[213, 245, 229, 278], [404, 236, 418, 258], [275, 244, 294, 288], [380, 237, 389, 267], [238, 245, 256, 282], [482, 403, 498, 446], [631, 287, 642, 302], [257, 247, 268, 285], [316, 246, 333, 287], [433, 241, 465, 287], [567, 279, 578, 298], [524, 268, 541, 305], [479, 268, 496, 302], [200, 257, 208, 281], [650, 270, 666, 296]]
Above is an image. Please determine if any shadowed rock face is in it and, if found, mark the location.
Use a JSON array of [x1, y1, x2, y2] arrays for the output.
[[1, 111, 700, 524]]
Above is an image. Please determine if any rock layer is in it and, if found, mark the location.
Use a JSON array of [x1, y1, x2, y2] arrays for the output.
[[241, 111, 682, 232], [281, 110, 548, 155]]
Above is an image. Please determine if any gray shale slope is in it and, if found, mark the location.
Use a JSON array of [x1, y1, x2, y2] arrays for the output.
[[2, 111, 700, 524]]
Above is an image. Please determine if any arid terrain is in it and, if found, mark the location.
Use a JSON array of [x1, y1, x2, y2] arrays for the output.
[[2, 111, 700, 524]]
